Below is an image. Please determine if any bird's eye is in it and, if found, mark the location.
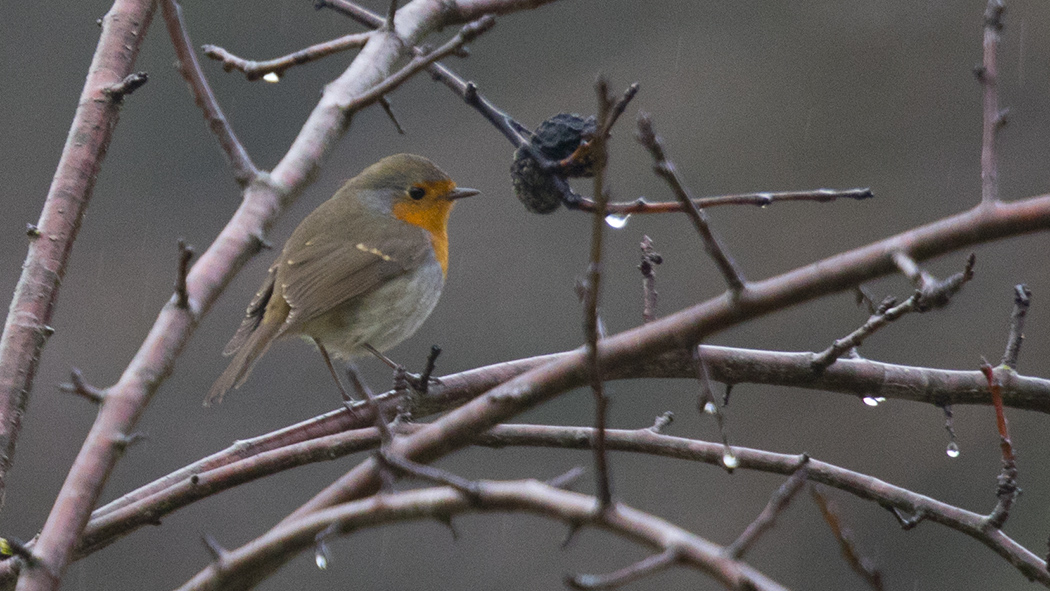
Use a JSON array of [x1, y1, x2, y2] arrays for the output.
[[409, 186, 426, 200]]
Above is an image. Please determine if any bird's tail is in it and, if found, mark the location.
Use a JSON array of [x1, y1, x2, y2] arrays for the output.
[[205, 317, 280, 406]]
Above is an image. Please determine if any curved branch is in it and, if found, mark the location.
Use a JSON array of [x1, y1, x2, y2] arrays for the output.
[[174, 480, 787, 591], [280, 195, 1050, 529]]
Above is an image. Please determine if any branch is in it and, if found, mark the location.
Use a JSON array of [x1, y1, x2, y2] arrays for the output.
[[0, 0, 156, 519], [978, 0, 1006, 204], [174, 480, 787, 591], [636, 113, 747, 292], [162, 0, 258, 186], [202, 32, 372, 81], [1000, 284, 1031, 369], [725, 460, 809, 558], [574, 188, 874, 215]]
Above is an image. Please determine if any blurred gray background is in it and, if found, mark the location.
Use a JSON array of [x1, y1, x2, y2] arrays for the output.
[[2, 0, 1050, 589]]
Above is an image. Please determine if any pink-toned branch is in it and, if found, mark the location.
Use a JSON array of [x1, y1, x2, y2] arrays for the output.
[[0, 0, 157, 551], [174, 479, 788, 591]]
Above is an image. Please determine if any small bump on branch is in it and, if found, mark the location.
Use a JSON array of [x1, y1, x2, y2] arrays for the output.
[[101, 72, 149, 103], [174, 239, 195, 310]]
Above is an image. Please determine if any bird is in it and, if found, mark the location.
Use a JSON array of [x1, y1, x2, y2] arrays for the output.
[[206, 153, 479, 406]]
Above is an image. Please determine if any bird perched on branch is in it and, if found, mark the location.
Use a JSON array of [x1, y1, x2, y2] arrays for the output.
[[207, 154, 478, 406]]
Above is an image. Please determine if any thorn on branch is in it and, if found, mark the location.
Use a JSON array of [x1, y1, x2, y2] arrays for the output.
[[566, 547, 679, 590], [811, 485, 884, 591], [886, 506, 926, 530], [547, 466, 586, 490], [378, 96, 406, 134], [649, 411, 674, 434], [102, 72, 149, 103], [636, 112, 746, 293], [59, 368, 105, 404], [1000, 284, 1031, 369], [175, 238, 195, 310], [114, 431, 148, 451], [200, 532, 227, 564]]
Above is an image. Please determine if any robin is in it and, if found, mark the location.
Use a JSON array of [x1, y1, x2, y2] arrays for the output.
[[206, 153, 479, 406]]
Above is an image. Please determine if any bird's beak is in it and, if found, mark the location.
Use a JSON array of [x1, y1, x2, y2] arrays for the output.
[[448, 187, 480, 200]]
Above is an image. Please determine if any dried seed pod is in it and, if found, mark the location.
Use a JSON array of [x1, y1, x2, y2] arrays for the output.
[[511, 113, 598, 214]]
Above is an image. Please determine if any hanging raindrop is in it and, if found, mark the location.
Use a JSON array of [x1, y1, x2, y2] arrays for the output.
[[263, 72, 281, 83], [861, 396, 885, 407], [604, 213, 631, 229], [946, 441, 961, 458]]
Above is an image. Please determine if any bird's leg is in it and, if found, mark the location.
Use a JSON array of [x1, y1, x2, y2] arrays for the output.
[[314, 338, 355, 403], [362, 343, 442, 395]]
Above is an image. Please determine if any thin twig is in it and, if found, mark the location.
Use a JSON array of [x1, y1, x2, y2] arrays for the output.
[[58, 369, 105, 405], [162, 0, 258, 186], [1000, 284, 1031, 369], [639, 236, 661, 323], [636, 113, 746, 292], [202, 32, 371, 81], [336, 16, 496, 114], [726, 459, 809, 558], [810, 293, 921, 372], [810, 486, 884, 591], [980, 363, 1019, 529], [693, 345, 735, 471], [978, 0, 1006, 204], [378, 96, 407, 134], [566, 547, 680, 590], [573, 188, 874, 215], [584, 77, 615, 511]]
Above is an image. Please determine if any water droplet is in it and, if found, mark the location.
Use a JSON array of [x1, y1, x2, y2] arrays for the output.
[[703, 401, 717, 414], [722, 450, 739, 469], [862, 396, 886, 407], [946, 441, 960, 458], [604, 213, 630, 229], [263, 72, 281, 83], [315, 544, 330, 570]]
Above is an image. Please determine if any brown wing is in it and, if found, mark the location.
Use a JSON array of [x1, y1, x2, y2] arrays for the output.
[[222, 264, 278, 356], [275, 220, 430, 334]]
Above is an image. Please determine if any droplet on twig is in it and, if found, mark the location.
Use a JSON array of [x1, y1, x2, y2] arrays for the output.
[[604, 213, 630, 228], [263, 72, 281, 83], [946, 441, 961, 458], [861, 396, 885, 407], [722, 450, 739, 470]]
